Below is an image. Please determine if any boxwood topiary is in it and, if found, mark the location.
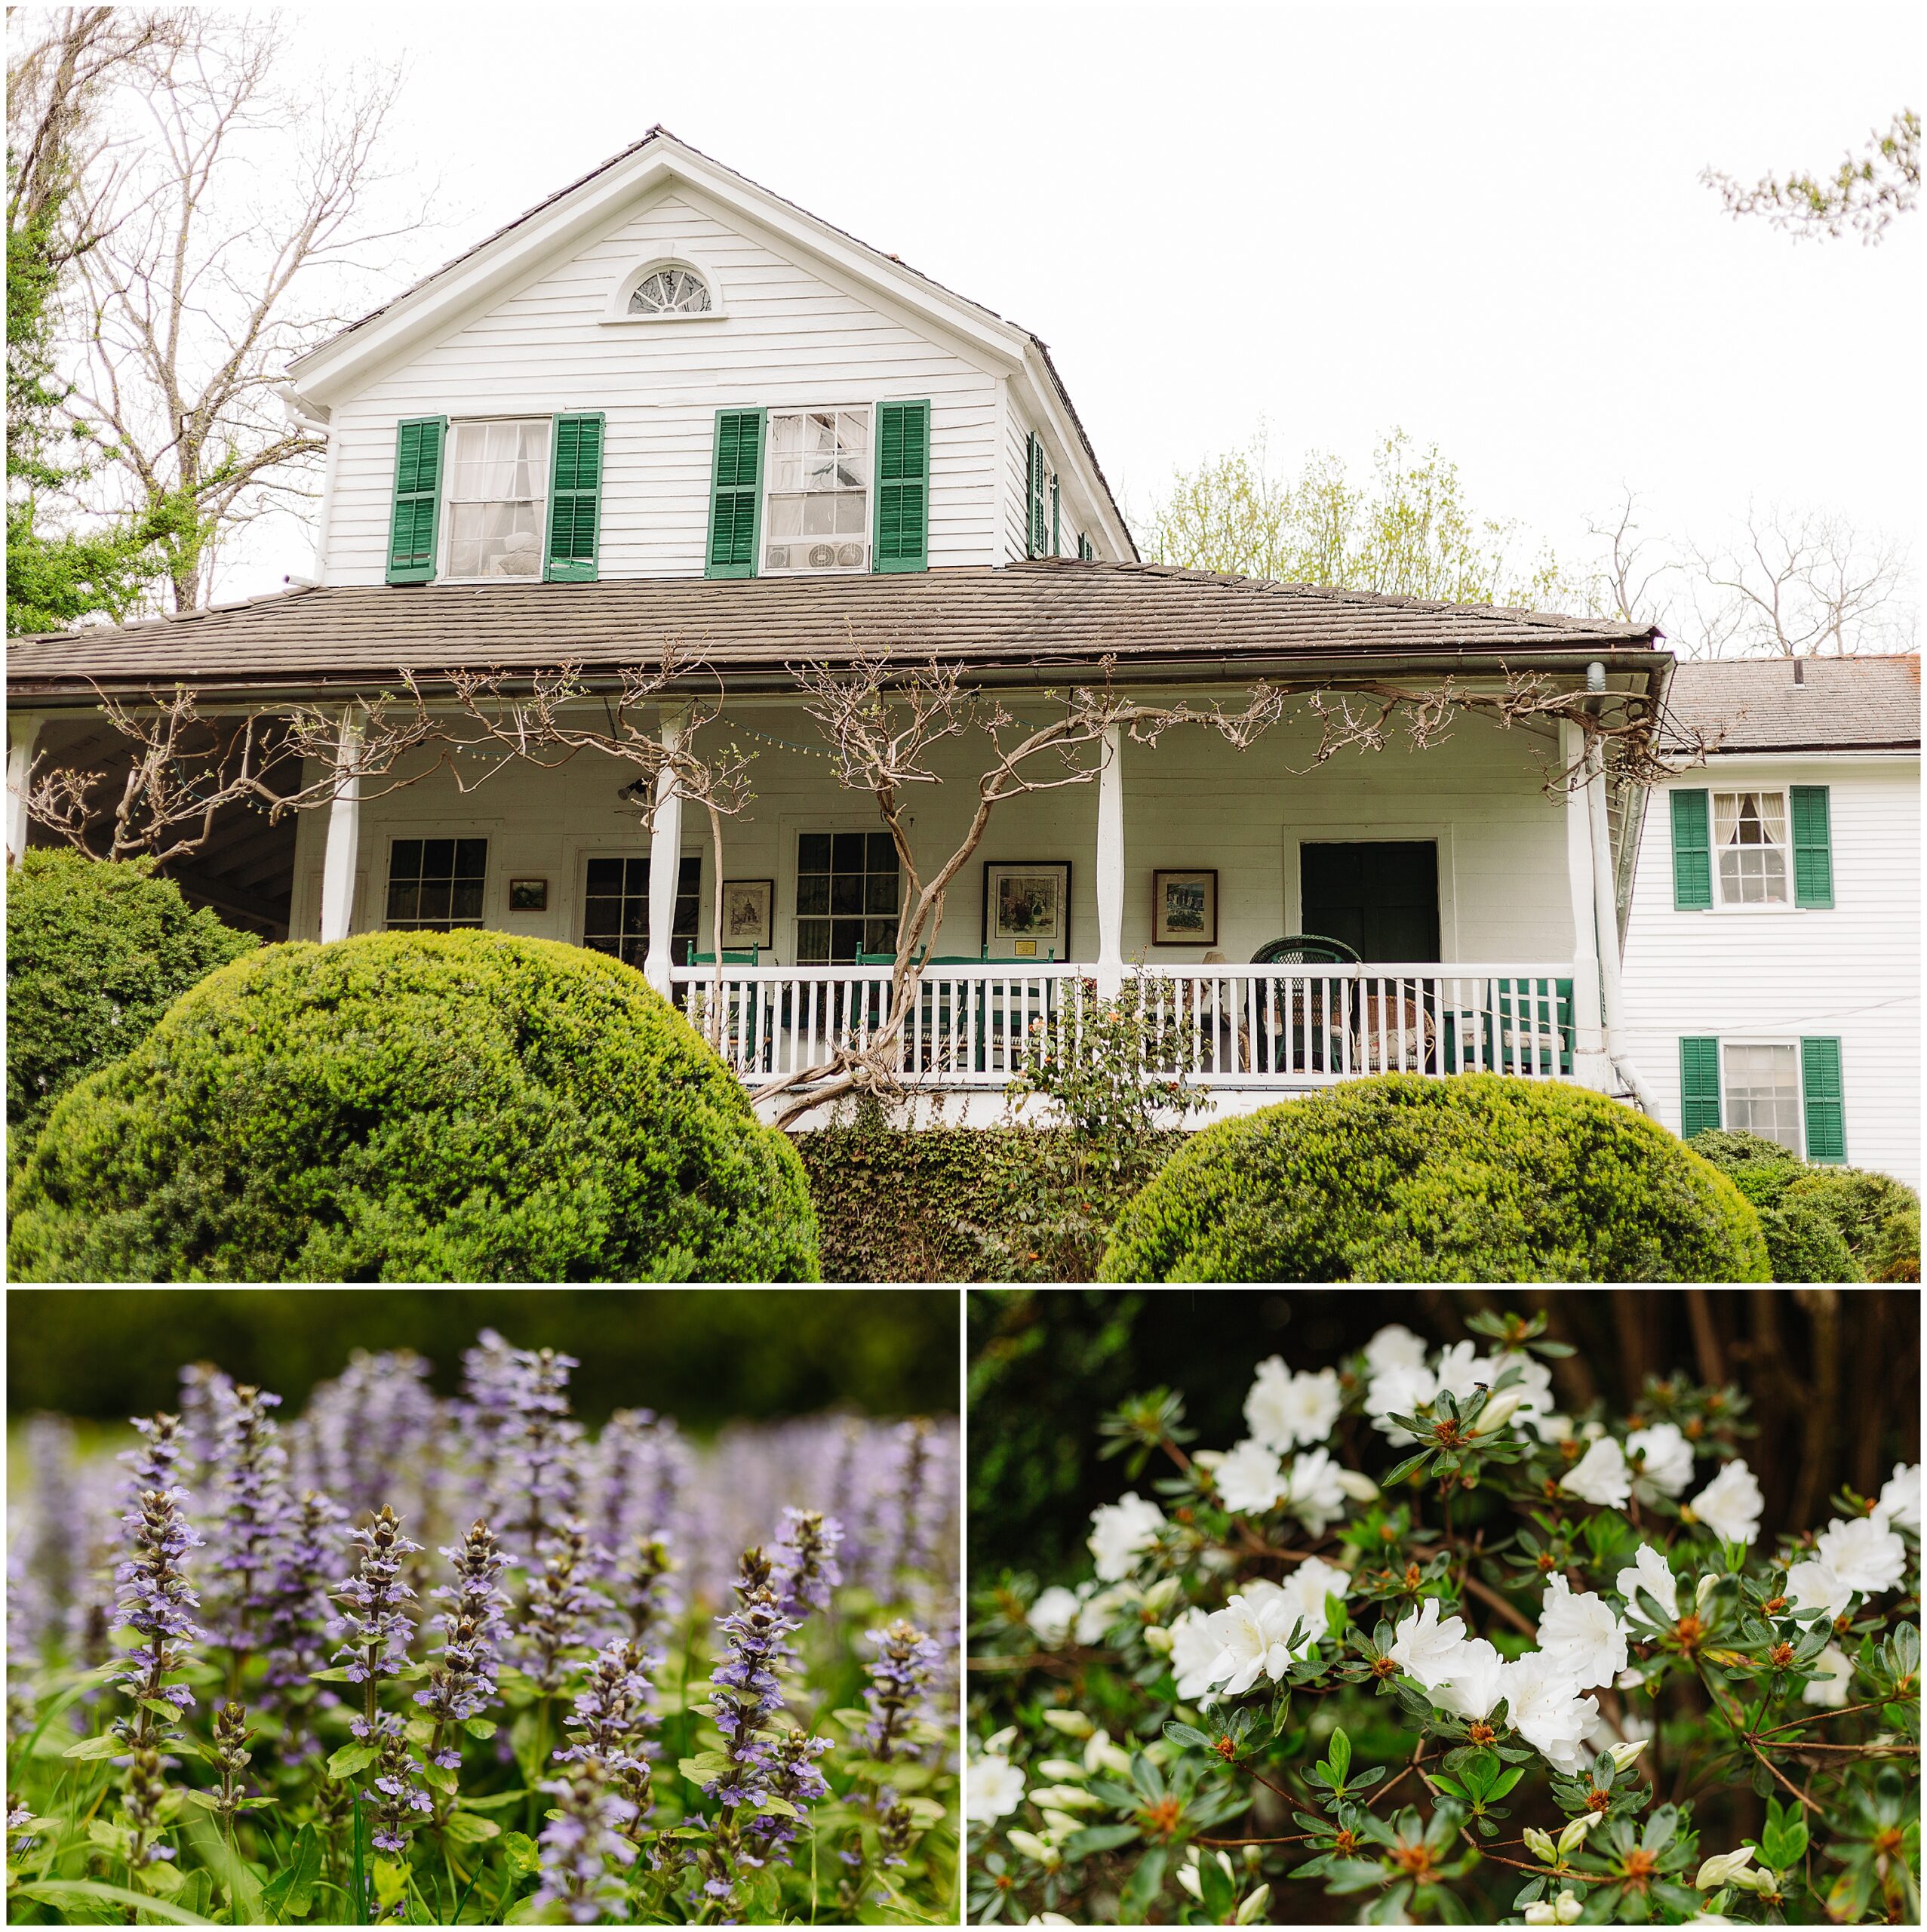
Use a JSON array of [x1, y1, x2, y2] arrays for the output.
[[8, 930, 819, 1283], [6, 849, 259, 1156], [1099, 1073, 1771, 1283]]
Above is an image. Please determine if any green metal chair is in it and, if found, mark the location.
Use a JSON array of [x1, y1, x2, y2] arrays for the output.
[[1249, 935, 1360, 1073]]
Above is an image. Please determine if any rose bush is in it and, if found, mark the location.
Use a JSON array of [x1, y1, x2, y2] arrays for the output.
[[967, 1312, 1919, 1925]]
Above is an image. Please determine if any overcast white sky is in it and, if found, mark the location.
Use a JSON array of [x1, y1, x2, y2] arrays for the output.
[[237, 2, 1923, 601]]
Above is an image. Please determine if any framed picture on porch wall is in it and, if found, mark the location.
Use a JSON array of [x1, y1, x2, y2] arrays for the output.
[[982, 861, 1071, 961], [721, 878, 773, 949], [1153, 869, 1218, 946]]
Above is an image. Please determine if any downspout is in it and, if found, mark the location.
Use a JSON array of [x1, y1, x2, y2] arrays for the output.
[[1584, 661, 1658, 1114]]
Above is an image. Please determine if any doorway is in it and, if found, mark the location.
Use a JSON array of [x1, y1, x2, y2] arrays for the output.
[[1298, 840, 1441, 962]]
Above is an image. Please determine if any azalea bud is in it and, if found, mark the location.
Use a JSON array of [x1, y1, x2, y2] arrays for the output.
[[1525, 1893, 1584, 1925], [1141, 1577, 1182, 1617], [1042, 1808, 1083, 1836], [1236, 1884, 1273, 1923], [1335, 1469, 1381, 1502], [1040, 1709, 1095, 1739], [1732, 1866, 1775, 1896], [985, 1724, 1019, 1755], [1695, 1573, 1720, 1613], [1606, 1738, 1649, 1769], [1523, 1826, 1557, 1863], [1144, 1626, 1174, 1655], [1470, 1386, 1529, 1435], [1695, 1847, 1757, 1890], [1007, 1829, 1059, 1869], [1035, 1759, 1086, 1783], [1086, 1734, 1134, 1777], [1176, 1850, 1205, 1901], [1031, 1786, 1102, 1811], [1557, 1814, 1595, 1855]]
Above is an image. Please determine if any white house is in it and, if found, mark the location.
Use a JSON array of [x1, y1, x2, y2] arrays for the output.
[[1620, 654, 1920, 1186], [8, 129, 1675, 1127]]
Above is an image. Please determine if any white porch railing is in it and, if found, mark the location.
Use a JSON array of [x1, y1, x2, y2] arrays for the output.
[[668, 963, 1578, 1089]]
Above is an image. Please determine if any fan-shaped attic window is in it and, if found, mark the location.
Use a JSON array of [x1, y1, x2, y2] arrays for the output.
[[628, 266, 711, 315]]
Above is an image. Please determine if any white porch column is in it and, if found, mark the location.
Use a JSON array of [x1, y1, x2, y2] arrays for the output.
[[1562, 718, 1610, 1088], [644, 711, 685, 998], [318, 713, 363, 943], [1095, 722, 1124, 998], [7, 710, 47, 866]]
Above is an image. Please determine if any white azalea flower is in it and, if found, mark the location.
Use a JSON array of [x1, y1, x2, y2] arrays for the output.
[[1366, 1359, 1437, 1444], [1785, 1557, 1852, 1621], [1282, 1447, 1350, 1535], [1499, 1651, 1599, 1775], [966, 1753, 1025, 1823], [1815, 1512, 1907, 1597], [1365, 1324, 1428, 1377], [1089, 1492, 1166, 1581], [1202, 1587, 1298, 1696], [1335, 1467, 1381, 1503], [1536, 1574, 1630, 1690], [1169, 1607, 1223, 1702], [1387, 1598, 1471, 1690], [1695, 1846, 1757, 1890], [1075, 1584, 1133, 1645], [1626, 1421, 1695, 1497], [1216, 1438, 1286, 1515], [1433, 1340, 1486, 1404], [1689, 1460, 1763, 1546], [1532, 1411, 1575, 1444], [1276, 1555, 1351, 1655], [1803, 1642, 1852, 1709], [1561, 1435, 1632, 1508], [1245, 1355, 1342, 1451], [1028, 1586, 1080, 1647], [1877, 1462, 1920, 1530], [1615, 1543, 1680, 1626], [1431, 1636, 1506, 1722]]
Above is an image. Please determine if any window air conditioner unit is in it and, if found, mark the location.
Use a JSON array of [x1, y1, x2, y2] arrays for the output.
[[766, 540, 868, 573]]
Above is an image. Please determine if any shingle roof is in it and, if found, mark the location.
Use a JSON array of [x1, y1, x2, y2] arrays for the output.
[[292, 126, 1135, 558], [1662, 654, 1920, 754], [5, 561, 1660, 701]]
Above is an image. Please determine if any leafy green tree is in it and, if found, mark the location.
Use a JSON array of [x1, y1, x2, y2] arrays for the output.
[[1143, 426, 1578, 610]]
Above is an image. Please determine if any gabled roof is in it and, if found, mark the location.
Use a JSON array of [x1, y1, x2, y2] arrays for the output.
[[1662, 654, 1920, 755], [7, 561, 1661, 702], [285, 127, 1135, 559]]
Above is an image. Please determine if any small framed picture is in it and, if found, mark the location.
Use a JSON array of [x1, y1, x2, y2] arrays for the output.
[[508, 878, 549, 912], [721, 878, 774, 950], [982, 861, 1071, 961], [1153, 869, 1218, 946]]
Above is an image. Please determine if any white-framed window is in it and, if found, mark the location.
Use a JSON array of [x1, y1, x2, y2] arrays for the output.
[[579, 853, 699, 968], [628, 265, 711, 315], [386, 837, 488, 931], [1723, 1041, 1803, 1152], [763, 408, 870, 575], [444, 418, 550, 580], [1713, 789, 1790, 906], [794, 829, 899, 963]]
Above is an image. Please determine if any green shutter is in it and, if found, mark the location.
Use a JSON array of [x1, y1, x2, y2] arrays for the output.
[[1800, 1037, 1846, 1162], [1077, 531, 1093, 561], [386, 416, 447, 585], [1050, 475, 1061, 555], [1026, 432, 1046, 558], [873, 398, 930, 574], [1679, 1036, 1722, 1139], [1670, 788, 1713, 909], [705, 408, 764, 579], [545, 412, 604, 583], [1790, 785, 1833, 908]]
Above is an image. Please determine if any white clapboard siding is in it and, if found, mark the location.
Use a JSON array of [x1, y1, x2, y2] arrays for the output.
[[1619, 753, 1920, 1185], [290, 697, 1581, 975], [322, 189, 1006, 583]]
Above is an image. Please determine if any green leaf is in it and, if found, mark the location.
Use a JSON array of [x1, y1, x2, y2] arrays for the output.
[[306, 1667, 361, 1684], [755, 1794, 800, 1820], [463, 1718, 498, 1740], [17, 1880, 215, 1924], [679, 1752, 733, 1785], [327, 1743, 379, 1780], [62, 1732, 124, 1760], [1161, 1721, 1212, 1751], [262, 1823, 324, 1922], [500, 1830, 542, 1878], [1065, 1823, 1141, 1862], [1120, 1846, 1168, 1924], [1328, 1726, 1352, 1786], [442, 1810, 500, 1844], [1384, 1451, 1431, 1486], [420, 1757, 457, 1793]]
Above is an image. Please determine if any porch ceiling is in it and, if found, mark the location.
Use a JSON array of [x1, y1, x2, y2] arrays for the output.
[[8, 559, 1661, 706]]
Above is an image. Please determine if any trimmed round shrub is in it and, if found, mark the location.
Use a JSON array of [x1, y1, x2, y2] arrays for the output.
[[8, 930, 819, 1282], [1690, 1131, 1920, 1282], [6, 850, 257, 1152], [1099, 1073, 1771, 1283]]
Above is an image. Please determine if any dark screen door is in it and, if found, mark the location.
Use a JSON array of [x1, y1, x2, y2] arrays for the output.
[[1299, 841, 1440, 962]]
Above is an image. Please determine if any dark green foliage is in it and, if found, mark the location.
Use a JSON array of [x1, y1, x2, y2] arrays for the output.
[[1099, 1074, 1772, 1282], [6, 849, 257, 1151], [793, 1106, 1177, 1281], [8, 929, 819, 1282], [1692, 1131, 1920, 1281]]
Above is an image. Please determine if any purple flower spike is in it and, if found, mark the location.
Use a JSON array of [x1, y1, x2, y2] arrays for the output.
[[327, 1505, 421, 1686], [492, 1343, 585, 1553], [208, 1383, 296, 1660], [416, 1519, 511, 1737], [516, 1518, 601, 1695], [770, 1509, 844, 1628], [363, 1709, 432, 1856], [533, 1757, 638, 1923], [861, 1619, 942, 1761]]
